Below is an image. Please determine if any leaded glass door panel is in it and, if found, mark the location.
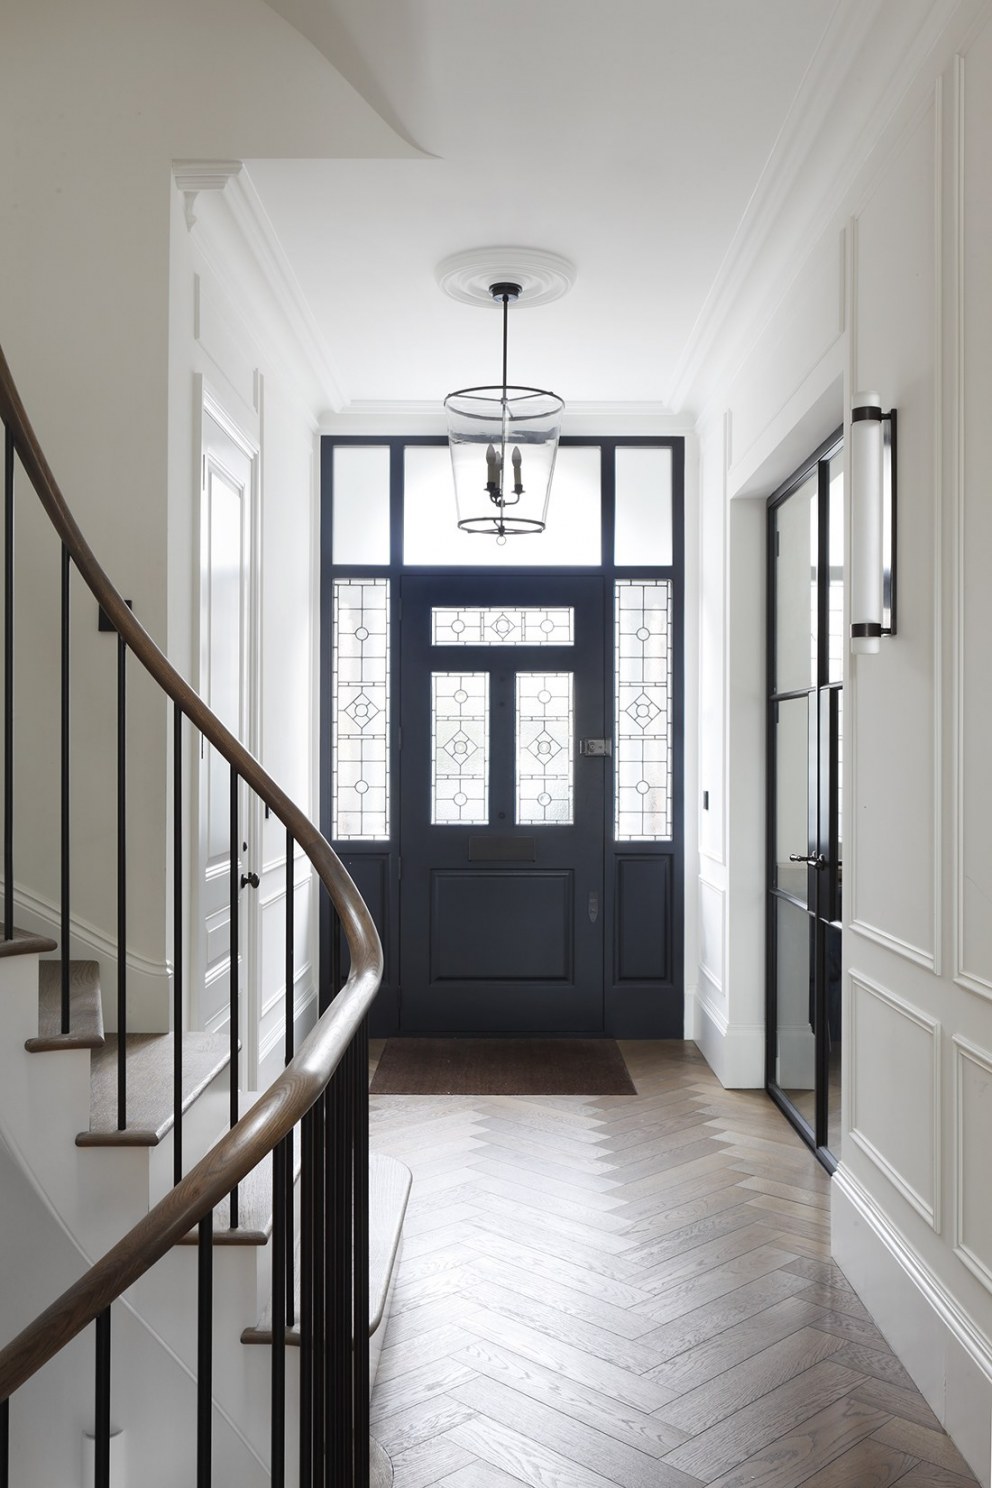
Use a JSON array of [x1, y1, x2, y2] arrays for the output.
[[399, 574, 606, 1033]]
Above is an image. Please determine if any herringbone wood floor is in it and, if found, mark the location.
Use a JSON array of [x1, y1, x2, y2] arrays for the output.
[[369, 1040, 979, 1488]]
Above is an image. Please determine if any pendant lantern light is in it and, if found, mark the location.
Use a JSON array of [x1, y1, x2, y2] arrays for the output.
[[444, 281, 564, 543]]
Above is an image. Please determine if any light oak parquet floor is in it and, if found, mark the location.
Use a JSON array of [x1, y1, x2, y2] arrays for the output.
[[369, 1040, 979, 1488]]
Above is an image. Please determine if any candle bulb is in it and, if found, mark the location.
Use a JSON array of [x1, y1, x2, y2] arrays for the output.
[[512, 445, 523, 494], [486, 443, 499, 488]]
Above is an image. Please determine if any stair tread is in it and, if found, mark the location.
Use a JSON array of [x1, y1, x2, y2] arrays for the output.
[[177, 1122, 303, 1245], [0, 927, 58, 959], [77, 1032, 231, 1146], [242, 1151, 411, 1344], [28, 960, 105, 1050]]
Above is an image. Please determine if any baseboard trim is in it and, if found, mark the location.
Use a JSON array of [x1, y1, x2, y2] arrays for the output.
[[833, 1163, 992, 1486], [694, 988, 764, 1088]]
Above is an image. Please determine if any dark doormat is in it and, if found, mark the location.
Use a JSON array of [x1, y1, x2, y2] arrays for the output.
[[369, 1038, 636, 1096]]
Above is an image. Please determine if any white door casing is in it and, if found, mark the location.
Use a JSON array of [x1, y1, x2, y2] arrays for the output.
[[194, 389, 261, 1085]]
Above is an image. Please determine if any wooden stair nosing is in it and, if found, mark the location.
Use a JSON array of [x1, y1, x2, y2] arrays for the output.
[[0, 927, 58, 959], [177, 1125, 303, 1247], [76, 1032, 231, 1147], [241, 1152, 412, 1346], [27, 959, 105, 1051]]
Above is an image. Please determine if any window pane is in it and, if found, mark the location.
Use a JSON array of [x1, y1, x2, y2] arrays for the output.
[[774, 896, 816, 1129], [614, 580, 673, 840], [433, 607, 574, 646], [332, 579, 390, 840], [332, 446, 390, 565], [774, 696, 810, 904], [432, 673, 489, 824], [516, 673, 573, 825], [615, 447, 673, 566], [404, 445, 601, 566], [774, 475, 818, 694]]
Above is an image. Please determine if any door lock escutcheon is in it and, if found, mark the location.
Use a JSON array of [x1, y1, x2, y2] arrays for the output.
[[579, 738, 612, 756]]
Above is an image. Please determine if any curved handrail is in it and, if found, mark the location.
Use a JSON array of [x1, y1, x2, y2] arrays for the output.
[[0, 343, 383, 1399]]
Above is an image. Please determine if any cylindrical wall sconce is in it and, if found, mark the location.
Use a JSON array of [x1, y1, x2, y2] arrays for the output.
[[850, 391, 897, 653]]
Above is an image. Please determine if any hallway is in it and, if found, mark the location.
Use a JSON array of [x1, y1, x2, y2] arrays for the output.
[[369, 1041, 978, 1487]]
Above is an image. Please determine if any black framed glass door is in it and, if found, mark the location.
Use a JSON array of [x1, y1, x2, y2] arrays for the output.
[[767, 431, 844, 1165]]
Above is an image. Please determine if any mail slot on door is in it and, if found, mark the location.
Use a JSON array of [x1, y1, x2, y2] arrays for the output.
[[579, 738, 612, 756]]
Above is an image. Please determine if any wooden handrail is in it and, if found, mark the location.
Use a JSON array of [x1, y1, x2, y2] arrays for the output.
[[0, 342, 383, 1400]]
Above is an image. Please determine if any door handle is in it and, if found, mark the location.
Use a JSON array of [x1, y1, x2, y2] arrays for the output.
[[788, 852, 827, 868], [240, 871, 260, 890]]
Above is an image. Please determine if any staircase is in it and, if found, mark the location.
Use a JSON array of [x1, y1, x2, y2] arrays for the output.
[[0, 341, 406, 1485]]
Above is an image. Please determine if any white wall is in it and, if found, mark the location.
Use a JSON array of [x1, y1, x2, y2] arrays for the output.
[[694, 3, 992, 1478], [0, 0, 411, 1029]]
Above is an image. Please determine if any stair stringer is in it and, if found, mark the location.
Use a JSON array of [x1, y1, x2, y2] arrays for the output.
[[0, 952, 285, 1484], [0, 1054, 278, 1486]]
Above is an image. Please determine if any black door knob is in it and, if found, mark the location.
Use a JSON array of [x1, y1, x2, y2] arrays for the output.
[[240, 871, 260, 890]]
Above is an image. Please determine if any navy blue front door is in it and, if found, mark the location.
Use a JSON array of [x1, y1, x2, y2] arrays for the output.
[[398, 573, 606, 1034]]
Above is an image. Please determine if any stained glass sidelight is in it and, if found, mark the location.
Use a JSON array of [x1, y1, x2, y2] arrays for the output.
[[615, 581, 673, 840], [432, 673, 489, 824], [432, 607, 574, 646], [332, 579, 390, 840], [516, 673, 573, 825]]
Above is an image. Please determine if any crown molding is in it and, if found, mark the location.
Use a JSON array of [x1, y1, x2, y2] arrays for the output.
[[319, 398, 689, 436], [173, 159, 243, 231], [222, 170, 349, 413], [184, 164, 349, 416], [669, 0, 964, 421]]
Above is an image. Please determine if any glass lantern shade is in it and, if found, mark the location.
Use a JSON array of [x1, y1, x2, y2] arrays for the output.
[[444, 384, 565, 536]]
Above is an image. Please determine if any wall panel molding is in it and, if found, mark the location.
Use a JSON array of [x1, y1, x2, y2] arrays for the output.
[[954, 1034, 992, 1295], [849, 918, 936, 970], [953, 46, 992, 1001], [849, 971, 941, 1230]]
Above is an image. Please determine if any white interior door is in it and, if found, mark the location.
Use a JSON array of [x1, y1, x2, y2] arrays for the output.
[[196, 396, 259, 1083]]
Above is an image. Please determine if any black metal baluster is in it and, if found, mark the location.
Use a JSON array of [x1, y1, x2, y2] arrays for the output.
[[299, 1108, 315, 1488], [116, 634, 126, 1130], [197, 1213, 213, 1488], [353, 1021, 370, 1484], [94, 1308, 111, 1488], [1, 1393, 9, 1488], [285, 831, 294, 1066], [342, 1043, 357, 1482], [60, 545, 70, 1034], [173, 705, 183, 1185], [3, 427, 14, 943], [313, 1091, 327, 1483], [327, 1073, 343, 1485], [285, 831, 295, 1329], [282, 833, 294, 1333], [229, 765, 239, 1230], [271, 1133, 288, 1488]]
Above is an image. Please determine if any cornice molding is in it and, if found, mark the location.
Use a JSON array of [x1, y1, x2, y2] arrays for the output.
[[186, 165, 349, 417], [222, 170, 349, 412], [172, 159, 243, 231], [319, 398, 689, 436], [672, 0, 965, 422]]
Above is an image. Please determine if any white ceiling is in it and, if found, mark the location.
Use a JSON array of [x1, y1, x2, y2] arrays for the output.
[[244, 1, 889, 418]]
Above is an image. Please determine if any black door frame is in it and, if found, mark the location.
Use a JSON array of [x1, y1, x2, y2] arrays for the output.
[[765, 427, 843, 1172], [319, 435, 685, 1039]]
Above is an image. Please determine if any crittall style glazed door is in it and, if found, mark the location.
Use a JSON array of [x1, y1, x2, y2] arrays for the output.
[[398, 574, 606, 1034]]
